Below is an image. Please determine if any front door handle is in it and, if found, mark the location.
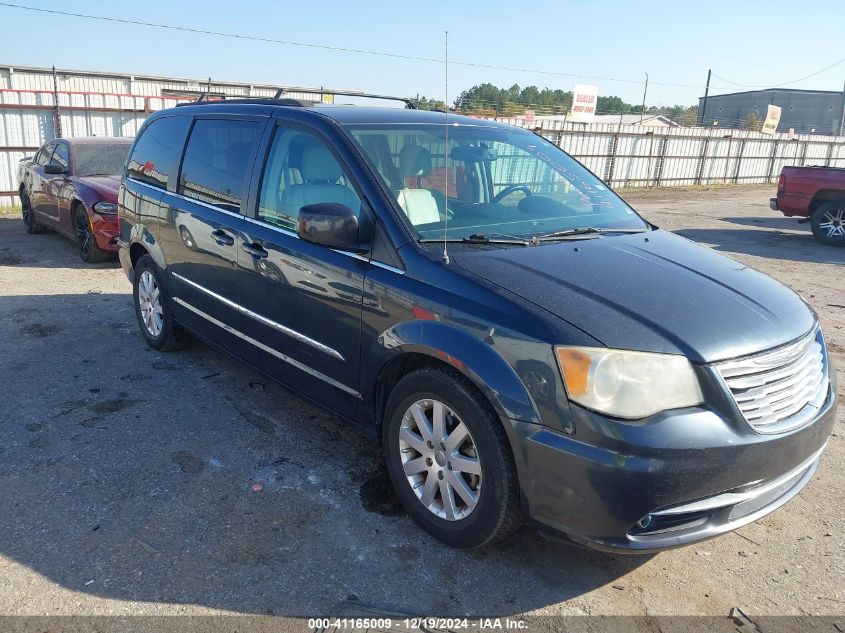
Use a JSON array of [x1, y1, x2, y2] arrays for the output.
[[242, 242, 269, 259], [211, 229, 234, 246]]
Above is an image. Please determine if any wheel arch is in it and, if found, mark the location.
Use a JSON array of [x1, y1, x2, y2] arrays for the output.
[[126, 227, 167, 272], [129, 242, 150, 268], [809, 189, 845, 214], [367, 320, 543, 435], [70, 197, 88, 217]]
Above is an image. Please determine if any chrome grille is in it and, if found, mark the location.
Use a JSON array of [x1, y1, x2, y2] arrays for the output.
[[715, 328, 829, 434]]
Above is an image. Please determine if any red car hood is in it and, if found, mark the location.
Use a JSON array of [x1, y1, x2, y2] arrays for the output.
[[76, 175, 120, 201]]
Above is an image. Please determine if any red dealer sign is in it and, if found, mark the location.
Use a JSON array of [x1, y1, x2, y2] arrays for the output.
[[570, 84, 598, 123]]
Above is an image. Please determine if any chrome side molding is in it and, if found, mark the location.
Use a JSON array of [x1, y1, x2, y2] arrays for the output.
[[171, 272, 345, 361], [173, 297, 360, 397]]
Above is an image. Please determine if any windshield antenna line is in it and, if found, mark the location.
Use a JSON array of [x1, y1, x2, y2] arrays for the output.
[[441, 29, 450, 266]]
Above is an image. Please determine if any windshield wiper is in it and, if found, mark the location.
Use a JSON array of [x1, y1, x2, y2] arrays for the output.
[[419, 233, 530, 246], [534, 227, 648, 241]]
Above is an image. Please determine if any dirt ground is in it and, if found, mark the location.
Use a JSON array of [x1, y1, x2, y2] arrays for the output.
[[0, 185, 842, 619]]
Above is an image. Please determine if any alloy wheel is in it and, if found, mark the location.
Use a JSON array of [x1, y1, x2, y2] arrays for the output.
[[21, 193, 33, 229], [398, 399, 482, 521], [180, 227, 194, 249], [75, 210, 93, 258], [819, 208, 845, 239], [137, 270, 164, 337]]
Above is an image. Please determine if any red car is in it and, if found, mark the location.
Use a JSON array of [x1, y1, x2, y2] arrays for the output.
[[770, 165, 845, 246], [17, 137, 134, 262]]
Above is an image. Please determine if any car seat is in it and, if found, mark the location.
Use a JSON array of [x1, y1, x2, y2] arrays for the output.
[[396, 145, 445, 225], [280, 142, 360, 214]]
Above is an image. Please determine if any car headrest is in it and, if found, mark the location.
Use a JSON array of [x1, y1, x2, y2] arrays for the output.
[[399, 145, 432, 179], [300, 143, 342, 182]]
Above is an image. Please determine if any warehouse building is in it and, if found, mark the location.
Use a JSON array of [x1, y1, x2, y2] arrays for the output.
[[0, 63, 345, 205], [698, 88, 845, 135]]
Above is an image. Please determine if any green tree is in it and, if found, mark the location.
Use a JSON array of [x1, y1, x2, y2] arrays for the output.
[[743, 111, 763, 131], [414, 95, 447, 111], [452, 83, 698, 125]]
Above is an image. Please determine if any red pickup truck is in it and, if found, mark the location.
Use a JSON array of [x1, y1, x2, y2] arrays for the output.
[[770, 166, 845, 246]]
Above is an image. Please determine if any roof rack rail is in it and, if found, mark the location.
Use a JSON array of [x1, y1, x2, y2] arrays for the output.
[[273, 88, 417, 109], [194, 92, 221, 103], [176, 96, 316, 108]]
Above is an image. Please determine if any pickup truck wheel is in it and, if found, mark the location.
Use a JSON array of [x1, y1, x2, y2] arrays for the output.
[[20, 190, 46, 234], [811, 202, 845, 246], [382, 367, 521, 549]]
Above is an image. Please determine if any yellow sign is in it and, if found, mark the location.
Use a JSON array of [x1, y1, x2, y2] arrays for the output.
[[761, 104, 781, 135]]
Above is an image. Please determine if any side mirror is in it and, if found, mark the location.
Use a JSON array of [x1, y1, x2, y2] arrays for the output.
[[44, 163, 67, 175], [297, 203, 368, 253]]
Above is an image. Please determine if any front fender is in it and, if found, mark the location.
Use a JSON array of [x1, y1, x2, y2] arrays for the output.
[[369, 319, 543, 426]]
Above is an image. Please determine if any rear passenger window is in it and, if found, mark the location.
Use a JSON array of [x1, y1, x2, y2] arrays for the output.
[[257, 126, 361, 231], [126, 116, 191, 190], [179, 119, 262, 213]]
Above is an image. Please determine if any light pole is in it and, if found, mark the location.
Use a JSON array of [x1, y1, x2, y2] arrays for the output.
[[640, 72, 649, 126], [700, 69, 712, 127], [839, 78, 845, 136]]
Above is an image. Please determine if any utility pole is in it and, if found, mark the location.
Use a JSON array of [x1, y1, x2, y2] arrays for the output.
[[640, 72, 649, 125], [839, 78, 845, 136], [699, 69, 711, 127], [51, 65, 62, 138]]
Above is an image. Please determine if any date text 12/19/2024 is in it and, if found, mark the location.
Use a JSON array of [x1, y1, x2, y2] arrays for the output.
[[309, 617, 528, 630]]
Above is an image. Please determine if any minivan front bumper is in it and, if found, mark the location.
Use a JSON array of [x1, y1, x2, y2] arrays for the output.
[[511, 368, 838, 553]]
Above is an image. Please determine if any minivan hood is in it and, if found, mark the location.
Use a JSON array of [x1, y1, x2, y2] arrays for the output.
[[452, 229, 815, 363]]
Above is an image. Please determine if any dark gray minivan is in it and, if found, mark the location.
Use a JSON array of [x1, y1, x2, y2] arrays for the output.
[[118, 98, 838, 551]]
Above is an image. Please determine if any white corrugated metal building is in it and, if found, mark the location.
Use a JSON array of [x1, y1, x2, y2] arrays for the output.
[[3, 64, 845, 205], [0, 63, 339, 206]]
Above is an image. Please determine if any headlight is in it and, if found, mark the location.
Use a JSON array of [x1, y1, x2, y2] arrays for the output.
[[555, 346, 704, 419], [93, 202, 118, 214]]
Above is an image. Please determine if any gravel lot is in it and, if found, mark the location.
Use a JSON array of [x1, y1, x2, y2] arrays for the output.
[[0, 185, 842, 619]]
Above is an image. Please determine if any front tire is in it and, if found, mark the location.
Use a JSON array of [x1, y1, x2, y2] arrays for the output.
[[811, 201, 845, 246], [74, 205, 111, 263], [20, 188, 45, 234], [383, 367, 521, 549], [132, 254, 190, 351]]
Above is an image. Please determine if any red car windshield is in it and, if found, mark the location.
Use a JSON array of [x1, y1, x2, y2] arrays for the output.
[[74, 143, 131, 177]]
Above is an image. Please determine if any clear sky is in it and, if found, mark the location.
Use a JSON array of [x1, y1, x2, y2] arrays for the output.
[[1, 0, 843, 108]]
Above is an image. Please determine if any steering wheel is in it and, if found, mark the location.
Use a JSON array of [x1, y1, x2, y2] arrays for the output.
[[493, 185, 532, 204]]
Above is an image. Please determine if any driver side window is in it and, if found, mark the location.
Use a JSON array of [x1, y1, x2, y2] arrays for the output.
[[257, 126, 361, 231], [52, 143, 69, 171], [36, 144, 56, 167]]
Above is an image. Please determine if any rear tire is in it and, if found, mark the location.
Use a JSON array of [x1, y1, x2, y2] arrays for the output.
[[382, 367, 521, 549], [74, 205, 111, 263], [20, 188, 45, 234], [132, 254, 190, 351], [811, 201, 845, 246]]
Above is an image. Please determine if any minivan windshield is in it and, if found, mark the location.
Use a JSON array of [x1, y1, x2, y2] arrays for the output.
[[344, 122, 647, 241]]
